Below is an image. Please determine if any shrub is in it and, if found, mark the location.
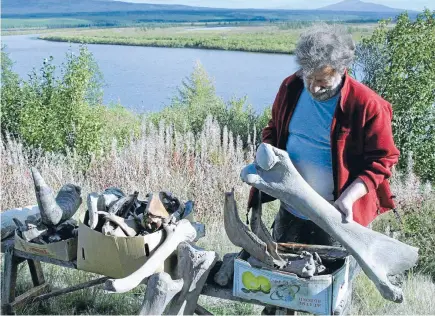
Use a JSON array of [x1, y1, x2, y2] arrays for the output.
[[148, 61, 271, 147], [1, 46, 141, 163], [353, 10, 435, 181]]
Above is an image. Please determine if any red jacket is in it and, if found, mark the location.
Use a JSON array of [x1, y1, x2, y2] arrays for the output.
[[248, 71, 400, 227]]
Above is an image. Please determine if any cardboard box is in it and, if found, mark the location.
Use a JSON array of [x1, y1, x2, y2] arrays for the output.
[[77, 222, 174, 278], [233, 252, 350, 315], [14, 230, 77, 262]]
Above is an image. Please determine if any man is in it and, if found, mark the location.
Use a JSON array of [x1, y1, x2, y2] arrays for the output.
[[248, 24, 400, 246]]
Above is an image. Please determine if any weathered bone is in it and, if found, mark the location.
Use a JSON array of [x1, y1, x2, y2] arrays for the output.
[[102, 213, 138, 237], [139, 272, 183, 315], [165, 242, 218, 315], [104, 219, 197, 293], [250, 191, 286, 267], [108, 191, 137, 217], [240, 143, 419, 302], [224, 190, 286, 269], [87, 193, 100, 230], [31, 167, 82, 226], [247, 251, 318, 278], [214, 252, 238, 287], [13, 218, 47, 242]]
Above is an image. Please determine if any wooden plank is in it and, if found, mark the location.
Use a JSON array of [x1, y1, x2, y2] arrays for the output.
[[1, 246, 20, 315], [277, 242, 349, 260], [10, 283, 50, 309], [27, 260, 45, 286], [13, 249, 77, 269], [29, 277, 109, 303]]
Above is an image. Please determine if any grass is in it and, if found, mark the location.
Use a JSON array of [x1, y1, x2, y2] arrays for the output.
[[1, 117, 434, 314], [38, 24, 376, 54]]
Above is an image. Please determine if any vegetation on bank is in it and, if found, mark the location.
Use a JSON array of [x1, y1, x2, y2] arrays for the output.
[[354, 9, 435, 182], [38, 24, 375, 54]]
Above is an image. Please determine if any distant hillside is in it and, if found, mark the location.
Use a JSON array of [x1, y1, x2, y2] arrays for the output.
[[318, 0, 403, 12], [0, 0, 203, 15], [1, 0, 414, 29]]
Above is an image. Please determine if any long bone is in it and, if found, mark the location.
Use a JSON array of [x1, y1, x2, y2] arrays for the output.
[[31, 167, 82, 226], [139, 272, 183, 315], [104, 219, 197, 293], [224, 191, 286, 269], [240, 143, 419, 302]]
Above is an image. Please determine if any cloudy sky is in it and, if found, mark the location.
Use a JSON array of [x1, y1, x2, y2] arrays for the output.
[[121, 0, 434, 11]]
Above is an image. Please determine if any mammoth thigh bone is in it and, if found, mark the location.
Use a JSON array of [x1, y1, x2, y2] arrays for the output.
[[240, 143, 419, 303], [165, 242, 218, 315], [139, 272, 183, 315], [104, 219, 197, 293]]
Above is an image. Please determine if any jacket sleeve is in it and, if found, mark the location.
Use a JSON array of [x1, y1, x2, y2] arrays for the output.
[[358, 101, 400, 192]]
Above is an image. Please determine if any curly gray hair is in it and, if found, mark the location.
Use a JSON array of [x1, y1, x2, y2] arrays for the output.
[[295, 24, 356, 75]]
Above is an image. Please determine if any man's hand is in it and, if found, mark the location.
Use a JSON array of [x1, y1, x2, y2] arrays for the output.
[[334, 194, 354, 223], [334, 178, 369, 223]]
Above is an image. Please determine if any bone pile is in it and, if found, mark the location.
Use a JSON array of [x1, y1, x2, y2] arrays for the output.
[[13, 167, 82, 244], [84, 189, 195, 237], [215, 189, 332, 290], [237, 143, 419, 303]]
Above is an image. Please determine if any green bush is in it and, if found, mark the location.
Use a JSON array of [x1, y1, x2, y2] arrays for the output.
[[1, 46, 141, 162], [148, 61, 271, 147], [354, 10, 435, 181]]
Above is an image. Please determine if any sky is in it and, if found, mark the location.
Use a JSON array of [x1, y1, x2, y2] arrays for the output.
[[121, 0, 434, 11]]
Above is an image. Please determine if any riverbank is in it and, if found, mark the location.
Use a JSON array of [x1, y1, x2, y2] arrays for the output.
[[39, 24, 376, 54]]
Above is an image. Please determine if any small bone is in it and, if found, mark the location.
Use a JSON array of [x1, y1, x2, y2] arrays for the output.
[[146, 193, 170, 218], [139, 272, 183, 315], [214, 253, 238, 287], [87, 193, 100, 230], [165, 242, 218, 315], [104, 219, 197, 293], [103, 213, 138, 237]]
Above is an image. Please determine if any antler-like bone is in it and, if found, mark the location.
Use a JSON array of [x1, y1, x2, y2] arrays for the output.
[[102, 213, 138, 237], [250, 191, 286, 267], [31, 167, 82, 226], [165, 242, 218, 315], [104, 219, 196, 293], [139, 272, 183, 315], [224, 190, 286, 269], [240, 143, 419, 302]]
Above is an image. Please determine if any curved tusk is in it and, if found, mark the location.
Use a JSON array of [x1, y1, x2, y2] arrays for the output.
[[31, 167, 82, 226], [224, 190, 286, 269], [250, 191, 285, 266]]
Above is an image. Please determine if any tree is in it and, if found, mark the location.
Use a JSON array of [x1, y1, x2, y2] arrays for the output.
[[353, 10, 435, 181]]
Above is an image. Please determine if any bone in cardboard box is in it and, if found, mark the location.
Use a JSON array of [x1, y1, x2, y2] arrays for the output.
[[77, 188, 204, 279]]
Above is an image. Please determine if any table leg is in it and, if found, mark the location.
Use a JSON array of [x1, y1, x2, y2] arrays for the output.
[[1, 248, 20, 315], [27, 260, 45, 286]]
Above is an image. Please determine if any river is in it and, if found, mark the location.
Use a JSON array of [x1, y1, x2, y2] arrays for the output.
[[2, 34, 299, 114]]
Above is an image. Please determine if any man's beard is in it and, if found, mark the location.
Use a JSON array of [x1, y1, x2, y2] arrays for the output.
[[305, 75, 343, 101]]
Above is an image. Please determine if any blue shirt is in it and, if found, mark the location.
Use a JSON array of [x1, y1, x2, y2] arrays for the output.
[[283, 88, 340, 220]]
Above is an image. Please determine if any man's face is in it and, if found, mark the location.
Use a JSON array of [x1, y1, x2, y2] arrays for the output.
[[303, 66, 343, 101]]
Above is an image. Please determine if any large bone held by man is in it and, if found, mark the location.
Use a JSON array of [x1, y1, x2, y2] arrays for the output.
[[239, 143, 419, 303]]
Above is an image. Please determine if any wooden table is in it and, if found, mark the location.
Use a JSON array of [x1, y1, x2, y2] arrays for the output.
[[0, 239, 270, 315]]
